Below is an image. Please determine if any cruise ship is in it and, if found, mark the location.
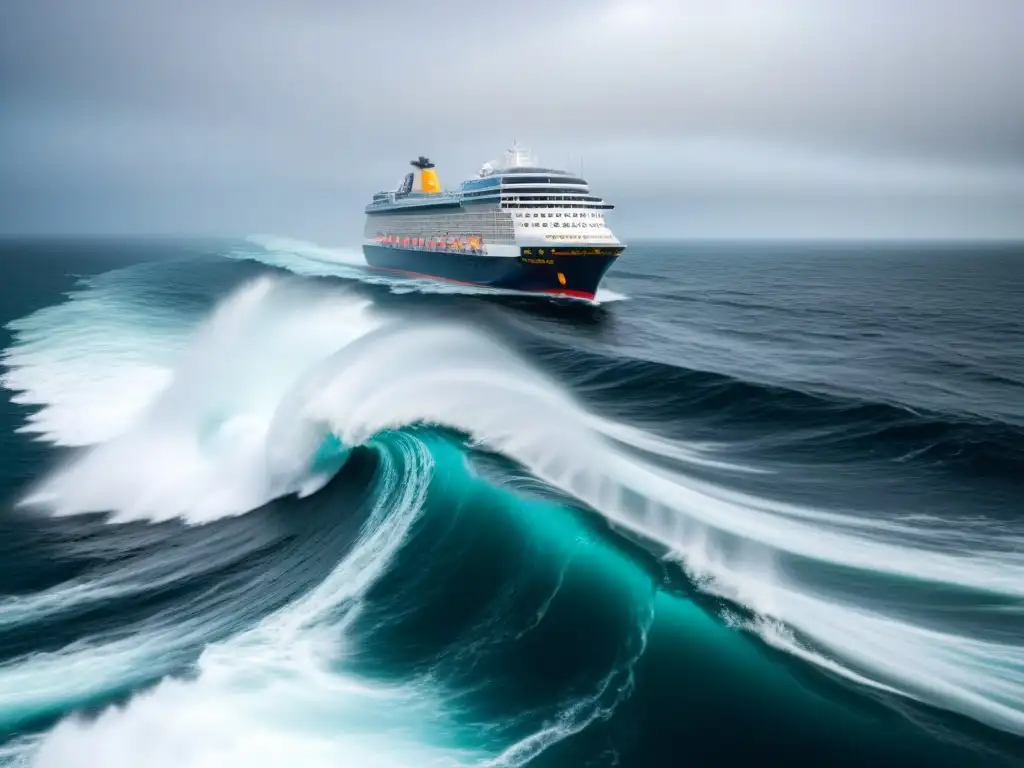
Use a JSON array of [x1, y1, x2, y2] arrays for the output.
[[362, 143, 624, 300]]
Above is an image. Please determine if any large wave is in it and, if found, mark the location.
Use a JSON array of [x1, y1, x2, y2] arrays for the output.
[[23, 433, 487, 768], [2, 252, 1022, 763]]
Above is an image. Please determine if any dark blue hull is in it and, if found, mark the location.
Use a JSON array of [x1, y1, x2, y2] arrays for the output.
[[362, 244, 623, 299]]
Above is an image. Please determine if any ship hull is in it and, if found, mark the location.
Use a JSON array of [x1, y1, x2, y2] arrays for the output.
[[362, 244, 623, 300]]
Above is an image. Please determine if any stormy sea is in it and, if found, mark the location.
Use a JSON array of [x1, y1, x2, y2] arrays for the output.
[[0, 236, 1022, 767]]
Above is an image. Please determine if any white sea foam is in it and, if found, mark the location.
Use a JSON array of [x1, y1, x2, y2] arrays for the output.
[[3, 240, 1023, 767], [21, 436, 490, 768], [1, 273, 183, 446], [11, 277, 381, 523]]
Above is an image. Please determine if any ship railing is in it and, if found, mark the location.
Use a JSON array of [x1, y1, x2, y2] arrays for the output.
[[368, 189, 465, 208]]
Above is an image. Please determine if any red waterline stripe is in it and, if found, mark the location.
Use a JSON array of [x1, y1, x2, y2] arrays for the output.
[[538, 288, 595, 300], [363, 265, 596, 301]]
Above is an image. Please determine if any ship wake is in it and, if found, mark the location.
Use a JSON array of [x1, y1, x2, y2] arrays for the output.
[[230, 235, 628, 303]]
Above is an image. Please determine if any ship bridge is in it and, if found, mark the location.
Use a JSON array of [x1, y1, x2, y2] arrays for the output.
[[459, 142, 613, 212]]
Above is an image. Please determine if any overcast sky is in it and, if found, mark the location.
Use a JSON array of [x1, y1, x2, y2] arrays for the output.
[[1, 0, 1022, 241]]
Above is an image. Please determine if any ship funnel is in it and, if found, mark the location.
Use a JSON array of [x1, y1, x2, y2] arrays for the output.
[[410, 156, 441, 194]]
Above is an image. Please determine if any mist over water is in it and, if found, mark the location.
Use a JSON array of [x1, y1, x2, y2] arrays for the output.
[[0, 237, 1022, 766]]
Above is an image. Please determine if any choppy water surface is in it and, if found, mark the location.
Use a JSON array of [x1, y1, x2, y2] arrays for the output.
[[0, 236, 1022, 766]]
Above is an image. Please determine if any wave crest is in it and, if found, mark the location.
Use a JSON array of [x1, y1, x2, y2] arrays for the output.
[[12, 277, 380, 523], [5, 269, 1024, 742]]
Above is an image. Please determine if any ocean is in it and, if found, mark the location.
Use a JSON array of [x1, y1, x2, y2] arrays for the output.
[[0, 236, 1022, 767]]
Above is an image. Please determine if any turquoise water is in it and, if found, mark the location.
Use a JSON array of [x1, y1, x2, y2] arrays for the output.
[[0, 237, 1021, 766]]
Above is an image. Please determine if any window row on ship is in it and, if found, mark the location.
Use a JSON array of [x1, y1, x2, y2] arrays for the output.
[[467, 197, 607, 205], [499, 175, 588, 185], [516, 219, 602, 228], [461, 187, 594, 199], [462, 198, 612, 209], [461, 191, 600, 199], [502, 202, 613, 209], [363, 210, 516, 243], [513, 210, 604, 219]]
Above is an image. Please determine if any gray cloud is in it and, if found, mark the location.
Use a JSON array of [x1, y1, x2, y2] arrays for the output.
[[2, 0, 1022, 239]]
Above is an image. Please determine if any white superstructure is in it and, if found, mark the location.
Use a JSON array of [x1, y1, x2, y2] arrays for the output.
[[363, 142, 621, 258]]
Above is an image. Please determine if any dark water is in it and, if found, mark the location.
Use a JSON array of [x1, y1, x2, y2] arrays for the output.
[[0, 235, 1022, 767]]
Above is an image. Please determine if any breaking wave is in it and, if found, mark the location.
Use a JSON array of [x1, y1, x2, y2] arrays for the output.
[[1, 240, 1022, 765]]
